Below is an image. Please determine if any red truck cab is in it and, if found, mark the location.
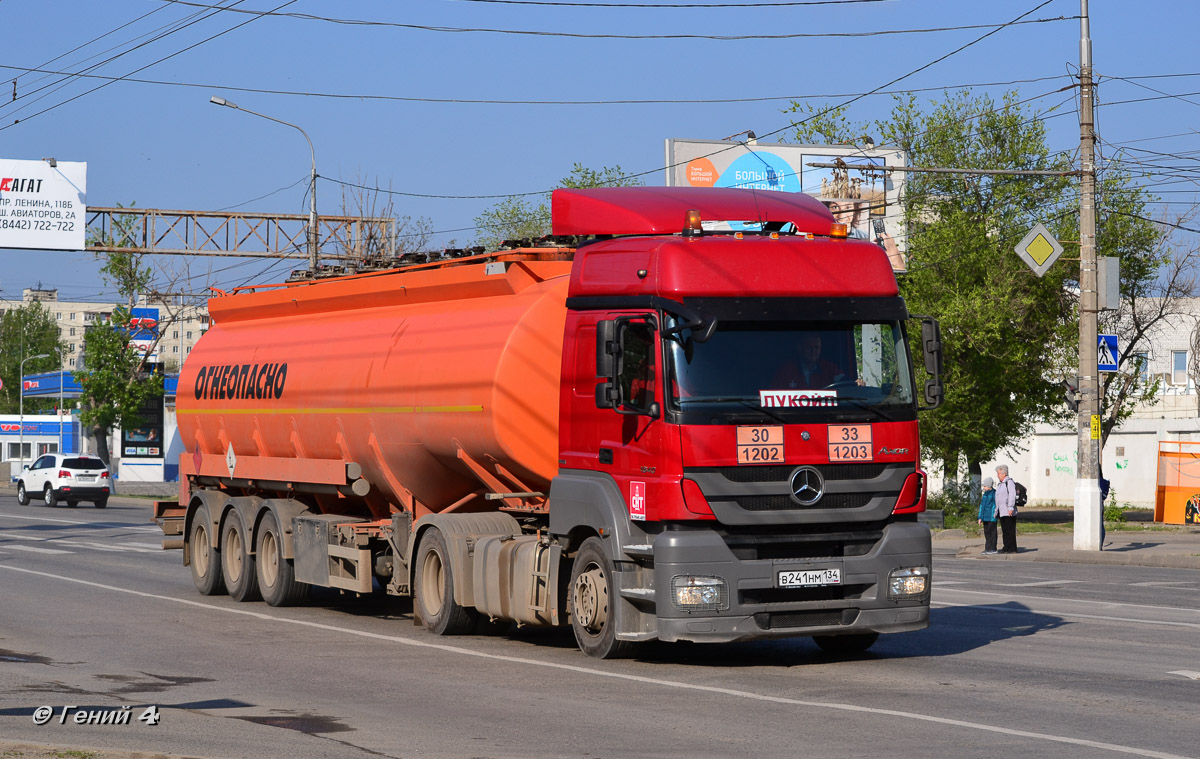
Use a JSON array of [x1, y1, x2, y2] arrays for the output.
[[548, 187, 941, 657]]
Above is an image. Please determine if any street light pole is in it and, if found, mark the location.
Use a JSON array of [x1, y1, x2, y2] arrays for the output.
[[19, 353, 50, 472], [1075, 0, 1102, 550], [53, 346, 64, 455], [209, 95, 319, 271]]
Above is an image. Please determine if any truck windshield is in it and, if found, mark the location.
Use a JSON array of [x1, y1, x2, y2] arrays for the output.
[[664, 318, 916, 423]]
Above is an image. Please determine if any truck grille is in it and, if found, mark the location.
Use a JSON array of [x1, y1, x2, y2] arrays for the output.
[[737, 493, 872, 511], [713, 463, 887, 483], [754, 609, 859, 630]]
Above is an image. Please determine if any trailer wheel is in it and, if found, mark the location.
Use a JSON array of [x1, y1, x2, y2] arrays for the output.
[[813, 633, 879, 655], [415, 528, 477, 635], [569, 537, 636, 659], [256, 511, 307, 606], [221, 510, 261, 602], [189, 502, 226, 596]]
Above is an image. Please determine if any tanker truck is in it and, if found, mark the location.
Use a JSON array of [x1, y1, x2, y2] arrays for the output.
[[154, 186, 943, 658]]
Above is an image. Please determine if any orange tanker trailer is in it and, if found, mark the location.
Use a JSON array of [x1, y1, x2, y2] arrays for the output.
[[157, 186, 942, 658]]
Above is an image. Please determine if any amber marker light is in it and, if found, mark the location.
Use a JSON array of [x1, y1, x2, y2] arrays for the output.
[[682, 209, 703, 237], [830, 223, 849, 238]]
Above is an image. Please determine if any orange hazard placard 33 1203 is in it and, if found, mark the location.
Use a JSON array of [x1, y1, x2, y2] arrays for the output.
[[828, 424, 872, 462], [736, 425, 784, 464]]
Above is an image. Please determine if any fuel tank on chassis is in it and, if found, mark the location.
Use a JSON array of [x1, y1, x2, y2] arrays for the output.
[[176, 262, 571, 517]]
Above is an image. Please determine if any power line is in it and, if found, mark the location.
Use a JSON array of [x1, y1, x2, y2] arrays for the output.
[[152, 1, 1075, 41], [0, 0, 297, 132], [444, 0, 891, 6], [1, 1, 245, 117], [0, 63, 1073, 106]]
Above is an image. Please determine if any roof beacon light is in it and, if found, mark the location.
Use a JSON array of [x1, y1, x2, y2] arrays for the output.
[[683, 209, 703, 237], [830, 223, 849, 239]]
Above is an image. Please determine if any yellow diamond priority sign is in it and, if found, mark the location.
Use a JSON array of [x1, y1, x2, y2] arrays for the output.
[[1015, 222, 1064, 278]]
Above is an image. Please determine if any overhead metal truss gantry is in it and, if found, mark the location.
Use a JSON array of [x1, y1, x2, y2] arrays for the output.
[[85, 207, 396, 261]]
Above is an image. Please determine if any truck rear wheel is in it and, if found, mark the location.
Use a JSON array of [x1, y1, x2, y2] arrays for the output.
[[256, 510, 307, 606], [190, 502, 225, 596], [415, 528, 477, 635], [813, 633, 879, 655], [569, 537, 636, 659], [221, 510, 261, 602]]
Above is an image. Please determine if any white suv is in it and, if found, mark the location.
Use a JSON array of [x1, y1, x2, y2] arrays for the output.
[[17, 454, 111, 508]]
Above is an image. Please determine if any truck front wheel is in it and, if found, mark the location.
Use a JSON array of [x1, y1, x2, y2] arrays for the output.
[[256, 511, 307, 606], [189, 502, 225, 596], [569, 537, 636, 659], [415, 528, 477, 635]]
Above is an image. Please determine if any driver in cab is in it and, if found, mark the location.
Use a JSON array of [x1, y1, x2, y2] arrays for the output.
[[773, 334, 858, 389]]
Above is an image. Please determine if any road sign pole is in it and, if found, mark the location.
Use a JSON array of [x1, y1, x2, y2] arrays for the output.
[[1075, 0, 1102, 551]]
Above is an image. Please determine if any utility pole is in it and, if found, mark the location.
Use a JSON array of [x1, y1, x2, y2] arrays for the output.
[[1075, 0, 1102, 550]]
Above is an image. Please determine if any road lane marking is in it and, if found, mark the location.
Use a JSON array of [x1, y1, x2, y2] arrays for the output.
[[0, 564, 1189, 759], [1007, 580, 1082, 587], [1131, 582, 1196, 587], [936, 587, 1200, 617], [1, 544, 72, 554], [1168, 670, 1200, 680], [0, 514, 161, 531]]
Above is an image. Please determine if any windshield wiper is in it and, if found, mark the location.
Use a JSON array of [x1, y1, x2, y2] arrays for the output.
[[837, 396, 896, 422]]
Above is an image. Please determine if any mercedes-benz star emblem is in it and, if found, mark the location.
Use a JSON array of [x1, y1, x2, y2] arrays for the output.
[[789, 466, 825, 506]]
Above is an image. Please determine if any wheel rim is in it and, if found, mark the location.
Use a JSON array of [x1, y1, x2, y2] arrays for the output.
[[43, 487, 53, 506], [573, 562, 609, 635], [17, 484, 24, 501], [194, 523, 211, 578], [260, 529, 279, 588], [225, 525, 243, 584], [420, 548, 445, 617]]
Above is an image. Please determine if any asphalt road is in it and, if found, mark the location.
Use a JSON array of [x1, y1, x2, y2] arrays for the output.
[[1, 495, 1197, 759]]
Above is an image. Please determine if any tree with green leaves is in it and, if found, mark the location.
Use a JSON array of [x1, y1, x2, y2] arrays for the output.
[[0, 301, 65, 415], [78, 206, 165, 464], [76, 308, 164, 465], [472, 163, 643, 250], [786, 90, 1171, 489]]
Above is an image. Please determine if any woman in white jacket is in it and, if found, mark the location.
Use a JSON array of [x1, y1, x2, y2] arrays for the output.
[[994, 465, 1019, 554]]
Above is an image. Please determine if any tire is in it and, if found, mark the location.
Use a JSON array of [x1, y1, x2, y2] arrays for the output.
[[94, 498, 108, 509], [43, 485, 57, 508], [414, 528, 478, 635], [221, 511, 261, 602], [256, 511, 307, 606], [569, 536, 636, 659], [813, 633, 879, 655], [189, 502, 226, 596], [16, 482, 29, 506]]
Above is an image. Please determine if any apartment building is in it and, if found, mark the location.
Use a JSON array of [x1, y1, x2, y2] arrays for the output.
[[1, 288, 209, 371]]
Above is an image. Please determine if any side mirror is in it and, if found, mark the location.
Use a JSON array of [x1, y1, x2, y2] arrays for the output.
[[595, 320, 618, 409], [914, 315, 944, 411], [22, 464, 29, 471]]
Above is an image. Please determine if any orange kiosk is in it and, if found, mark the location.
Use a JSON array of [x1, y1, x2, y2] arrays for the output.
[[1154, 441, 1200, 525]]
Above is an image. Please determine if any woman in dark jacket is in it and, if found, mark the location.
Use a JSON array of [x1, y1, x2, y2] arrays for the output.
[[977, 477, 998, 555]]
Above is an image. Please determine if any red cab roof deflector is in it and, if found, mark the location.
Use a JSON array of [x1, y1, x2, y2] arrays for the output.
[[551, 186, 837, 237]]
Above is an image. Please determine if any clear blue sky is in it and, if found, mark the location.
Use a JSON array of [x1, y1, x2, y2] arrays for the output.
[[0, 0, 1196, 301]]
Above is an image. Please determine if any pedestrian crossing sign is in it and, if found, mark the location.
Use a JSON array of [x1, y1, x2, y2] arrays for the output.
[[1098, 334, 1118, 372]]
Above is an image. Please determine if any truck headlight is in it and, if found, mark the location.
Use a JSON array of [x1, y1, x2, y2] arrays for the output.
[[888, 566, 930, 599], [671, 575, 728, 611]]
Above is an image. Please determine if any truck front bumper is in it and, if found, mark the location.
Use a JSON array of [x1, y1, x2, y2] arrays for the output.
[[649, 521, 930, 644]]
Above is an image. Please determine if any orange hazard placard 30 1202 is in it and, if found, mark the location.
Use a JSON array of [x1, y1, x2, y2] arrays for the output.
[[736, 425, 784, 464], [828, 424, 872, 462]]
